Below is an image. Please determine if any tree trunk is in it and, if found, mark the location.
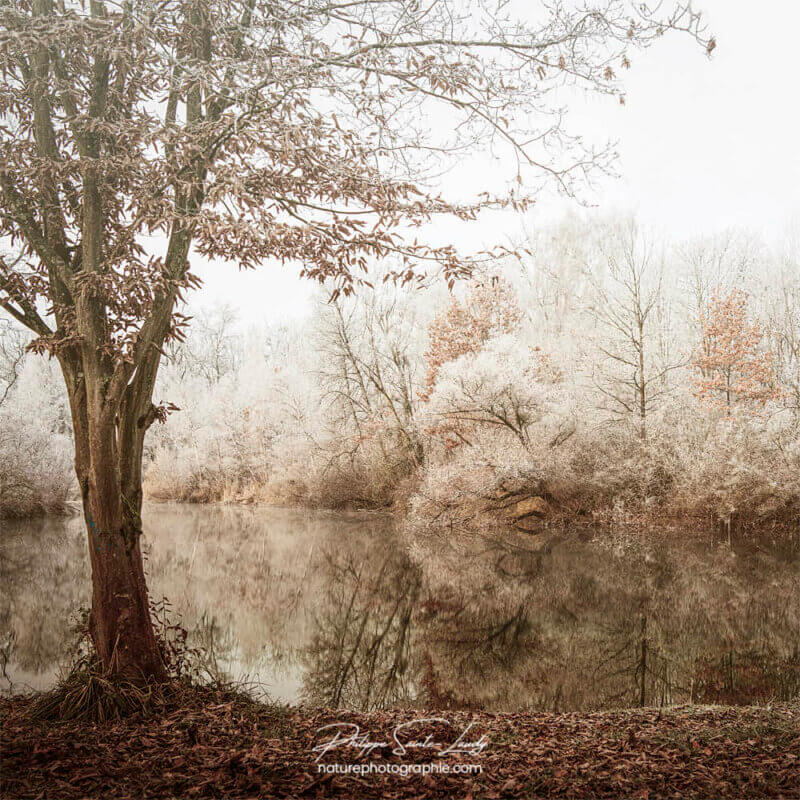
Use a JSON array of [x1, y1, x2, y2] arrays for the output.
[[82, 468, 165, 680], [69, 383, 166, 682], [84, 495, 165, 681], [637, 319, 647, 443]]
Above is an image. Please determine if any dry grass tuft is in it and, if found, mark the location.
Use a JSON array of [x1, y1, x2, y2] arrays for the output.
[[29, 672, 159, 723]]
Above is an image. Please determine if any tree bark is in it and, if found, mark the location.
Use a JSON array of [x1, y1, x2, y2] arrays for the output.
[[66, 374, 166, 682], [84, 493, 165, 681]]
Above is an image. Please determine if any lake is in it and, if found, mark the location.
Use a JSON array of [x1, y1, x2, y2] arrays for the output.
[[1, 504, 798, 710]]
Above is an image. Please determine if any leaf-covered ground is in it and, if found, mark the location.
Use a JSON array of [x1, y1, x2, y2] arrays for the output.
[[1, 688, 798, 799]]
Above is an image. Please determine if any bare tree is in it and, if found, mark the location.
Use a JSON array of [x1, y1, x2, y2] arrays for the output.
[[770, 287, 800, 417], [588, 221, 682, 440], [763, 237, 800, 419], [317, 288, 424, 466], [0, 316, 27, 406], [517, 214, 596, 338], [166, 304, 241, 384], [0, 0, 709, 681], [677, 230, 762, 339]]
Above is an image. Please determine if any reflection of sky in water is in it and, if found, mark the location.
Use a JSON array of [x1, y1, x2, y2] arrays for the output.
[[1, 505, 798, 711]]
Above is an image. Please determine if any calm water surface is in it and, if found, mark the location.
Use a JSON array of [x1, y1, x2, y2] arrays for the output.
[[1, 504, 798, 711]]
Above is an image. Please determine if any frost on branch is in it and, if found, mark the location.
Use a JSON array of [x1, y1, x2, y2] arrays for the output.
[[423, 277, 524, 399]]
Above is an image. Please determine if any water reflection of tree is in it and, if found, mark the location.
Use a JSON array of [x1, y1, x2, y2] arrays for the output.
[[186, 611, 239, 685], [301, 539, 422, 710], [419, 598, 545, 710], [4, 508, 798, 710], [0, 517, 87, 689], [412, 532, 800, 711], [143, 505, 386, 685]]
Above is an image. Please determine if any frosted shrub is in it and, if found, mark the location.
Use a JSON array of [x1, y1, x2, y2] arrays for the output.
[[423, 277, 523, 397], [145, 369, 278, 503], [424, 333, 563, 449], [667, 401, 800, 523], [0, 358, 75, 517], [299, 424, 419, 509]]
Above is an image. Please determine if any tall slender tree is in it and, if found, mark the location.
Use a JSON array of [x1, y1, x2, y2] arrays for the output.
[[587, 221, 683, 440], [0, 0, 709, 681]]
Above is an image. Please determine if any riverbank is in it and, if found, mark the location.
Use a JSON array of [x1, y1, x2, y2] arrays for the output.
[[143, 464, 800, 552], [2, 688, 798, 799]]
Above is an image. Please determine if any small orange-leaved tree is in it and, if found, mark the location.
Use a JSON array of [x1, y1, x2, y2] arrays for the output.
[[692, 289, 782, 412], [423, 277, 523, 399]]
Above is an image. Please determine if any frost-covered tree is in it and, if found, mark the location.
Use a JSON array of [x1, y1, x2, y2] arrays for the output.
[[0, 0, 709, 681], [424, 277, 523, 398], [165, 305, 241, 384], [693, 289, 781, 411], [517, 214, 597, 338], [426, 334, 563, 448], [678, 230, 762, 337], [763, 237, 800, 418], [317, 288, 425, 466], [587, 222, 682, 440], [0, 315, 26, 405]]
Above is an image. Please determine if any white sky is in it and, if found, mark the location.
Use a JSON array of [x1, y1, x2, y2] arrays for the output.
[[193, 0, 800, 326]]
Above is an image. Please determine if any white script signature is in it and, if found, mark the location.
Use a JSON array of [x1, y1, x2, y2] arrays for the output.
[[311, 719, 489, 761]]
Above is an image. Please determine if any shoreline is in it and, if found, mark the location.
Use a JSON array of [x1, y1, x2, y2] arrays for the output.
[[6, 494, 799, 539]]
